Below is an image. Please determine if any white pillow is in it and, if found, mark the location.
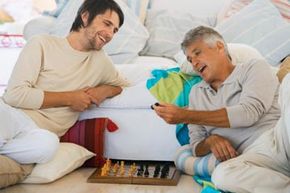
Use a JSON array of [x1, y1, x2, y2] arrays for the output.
[[149, 0, 231, 23], [174, 43, 264, 75], [49, 0, 149, 64], [141, 9, 210, 59], [125, 0, 150, 24], [22, 143, 94, 183], [215, 0, 290, 66]]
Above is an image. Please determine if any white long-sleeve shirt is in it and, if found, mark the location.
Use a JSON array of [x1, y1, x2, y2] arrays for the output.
[[189, 59, 280, 155], [2, 35, 129, 136]]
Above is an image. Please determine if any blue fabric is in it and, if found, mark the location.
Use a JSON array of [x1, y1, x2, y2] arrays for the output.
[[43, 0, 69, 17], [193, 175, 224, 193], [146, 67, 202, 145]]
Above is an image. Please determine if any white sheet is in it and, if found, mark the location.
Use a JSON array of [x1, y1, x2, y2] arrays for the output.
[[80, 108, 180, 161], [80, 56, 181, 161]]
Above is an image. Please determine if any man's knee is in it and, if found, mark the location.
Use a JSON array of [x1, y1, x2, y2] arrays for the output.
[[33, 130, 59, 163], [174, 145, 192, 170], [212, 161, 236, 190]]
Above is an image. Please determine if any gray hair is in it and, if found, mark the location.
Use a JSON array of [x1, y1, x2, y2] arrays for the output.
[[181, 26, 230, 59]]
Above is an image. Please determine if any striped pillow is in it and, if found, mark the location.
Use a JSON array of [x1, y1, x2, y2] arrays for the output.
[[272, 0, 290, 22], [216, 0, 290, 66], [125, 0, 150, 24], [218, 0, 290, 23]]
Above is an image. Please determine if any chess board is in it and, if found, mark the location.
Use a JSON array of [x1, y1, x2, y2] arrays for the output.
[[87, 161, 181, 186]]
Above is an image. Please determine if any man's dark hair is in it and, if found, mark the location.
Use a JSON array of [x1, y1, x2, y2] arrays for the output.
[[70, 0, 124, 32]]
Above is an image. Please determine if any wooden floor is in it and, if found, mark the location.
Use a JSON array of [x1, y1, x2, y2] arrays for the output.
[[0, 168, 201, 193]]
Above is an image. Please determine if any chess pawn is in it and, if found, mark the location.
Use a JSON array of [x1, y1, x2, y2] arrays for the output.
[[153, 164, 160, 177], [144, 165, 149, 177], [106, 158, 111, 171], [160, 164, 169, 178], [101, 164, 108, 176], [120, 168, 125, 176], [112, 162, 120, 175]]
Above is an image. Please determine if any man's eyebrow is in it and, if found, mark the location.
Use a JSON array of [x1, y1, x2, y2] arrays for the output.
[[104, 18, 119, 32]]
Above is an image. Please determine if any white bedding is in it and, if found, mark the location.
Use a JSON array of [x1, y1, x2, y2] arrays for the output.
[[0, 48, 181, 161], [80, 57, 181, 161]]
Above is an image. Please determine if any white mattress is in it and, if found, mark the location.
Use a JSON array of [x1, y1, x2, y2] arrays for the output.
[[1, 50, 181, 160], [80, 57, 182, 161]]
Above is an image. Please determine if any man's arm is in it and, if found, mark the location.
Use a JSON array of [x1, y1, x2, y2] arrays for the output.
[[85, 85, 122, 106], [153, 103, 230, 128], [41, 88, 93, 112], [3, 37, 44, 109], [195, 135, 238, 161]]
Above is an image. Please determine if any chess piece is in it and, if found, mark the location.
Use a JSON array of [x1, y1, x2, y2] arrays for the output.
[[160, 164, 169, 178], [101, 163, 108, 176], [139, 164, 144, 172], [144, 164, 149, 177], [112, 162, 120, 175], [137, 170, 142, 176], [153, 164, 160, 177], [119, 161, 125, 176]]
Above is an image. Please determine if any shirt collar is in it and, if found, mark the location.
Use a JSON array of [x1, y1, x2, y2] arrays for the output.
[[196, 64, 242, 89]]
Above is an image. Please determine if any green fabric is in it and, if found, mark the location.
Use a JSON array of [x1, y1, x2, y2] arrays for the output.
[[146, 67, 202, 145]]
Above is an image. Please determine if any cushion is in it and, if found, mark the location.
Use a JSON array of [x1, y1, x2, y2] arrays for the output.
[[42, 0, 69, 18], [125, 0, 150, 24], [22, 143, 94, 183], [60, 118, 118, 167], [141, 10, 210, 59], [48, 0, 149, 64], [149, 0, 231, 23], [0, 155, 33, 189], [174, 43, 264, 75], [0, 34, 25, 48], [277, 56, 290, 82], [215, 0, 290, 66], [0, 8, 14, 23], [217, 0, 290, 23], [141, 0, 232, 59], [23, 16, 56, 40]]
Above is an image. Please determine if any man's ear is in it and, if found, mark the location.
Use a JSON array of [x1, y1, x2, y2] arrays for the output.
[[216, 41, 225, 53], [81, 11, 89, 27]]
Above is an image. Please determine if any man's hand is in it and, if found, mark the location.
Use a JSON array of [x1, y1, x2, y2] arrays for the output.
[[152, 103, 187, 124], [205, 134, 238, 162], [85, 85, 122, 106], [85, 86, 108, 106], [68, 88, 93, 112]]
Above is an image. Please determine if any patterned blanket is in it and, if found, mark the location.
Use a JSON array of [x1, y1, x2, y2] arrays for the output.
[[146, 67, 202, 145], [146, 67, 223, 193]]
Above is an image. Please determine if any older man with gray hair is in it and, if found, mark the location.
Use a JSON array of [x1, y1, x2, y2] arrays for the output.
[[152, 26, 283, 192]]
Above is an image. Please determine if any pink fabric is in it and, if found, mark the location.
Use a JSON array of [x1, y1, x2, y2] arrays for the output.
[[218, 0, 290, 24], [60, 118, 119, 167]]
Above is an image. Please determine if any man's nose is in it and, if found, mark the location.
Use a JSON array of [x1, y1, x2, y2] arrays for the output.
[[190, 59, 198, 67], [107, 28, 115, 40]]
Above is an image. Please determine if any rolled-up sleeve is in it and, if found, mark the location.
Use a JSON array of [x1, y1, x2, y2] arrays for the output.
[[227, 60, 279, 128], [3, 36, 44, 109], [189, 124, 208, 156]]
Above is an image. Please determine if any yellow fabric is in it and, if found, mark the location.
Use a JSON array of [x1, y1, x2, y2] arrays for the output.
[[0, 8, 14, 23], [277, 56, 290, 83]]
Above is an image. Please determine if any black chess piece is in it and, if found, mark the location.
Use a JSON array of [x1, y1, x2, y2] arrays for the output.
[[144, 164, 149, 177], [153, 164, 160, 177], [137, 170, 142, 176], [160, 164, 170, 178], [139, 164, 144, 172]]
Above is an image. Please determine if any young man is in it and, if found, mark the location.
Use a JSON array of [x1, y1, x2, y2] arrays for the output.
[[153, 26, 280, 179], [0, 0, 129, 164]]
